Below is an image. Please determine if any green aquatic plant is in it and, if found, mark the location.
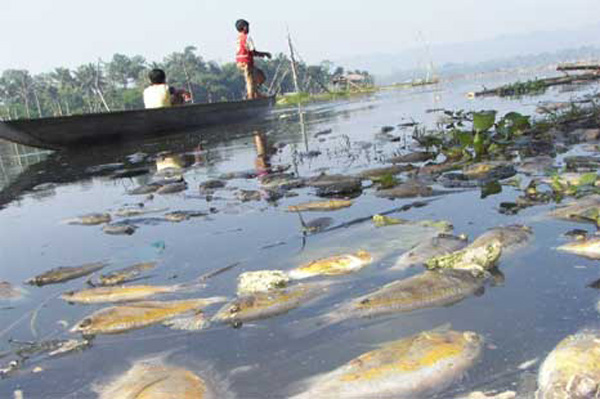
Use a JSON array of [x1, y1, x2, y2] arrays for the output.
[[374, 173, 399, 189], [497, 79, 547, 97]]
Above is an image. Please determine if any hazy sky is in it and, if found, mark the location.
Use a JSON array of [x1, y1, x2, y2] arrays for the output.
[[1, 0, 599, 72]]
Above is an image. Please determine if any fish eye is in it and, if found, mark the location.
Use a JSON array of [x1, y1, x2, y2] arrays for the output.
[[79, 318, 92, 328]]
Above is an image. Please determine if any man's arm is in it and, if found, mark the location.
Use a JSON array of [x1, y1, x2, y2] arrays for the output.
[[253, 50, 272, 59]]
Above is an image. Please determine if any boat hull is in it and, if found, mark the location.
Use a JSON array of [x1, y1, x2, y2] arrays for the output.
[[0, 97, 275, 149]]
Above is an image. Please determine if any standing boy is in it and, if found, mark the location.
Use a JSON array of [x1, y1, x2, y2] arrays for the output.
[[235, 19, 271, 99]]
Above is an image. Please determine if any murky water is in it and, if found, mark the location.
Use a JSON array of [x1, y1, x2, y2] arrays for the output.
[[1, 74, 599, 398]]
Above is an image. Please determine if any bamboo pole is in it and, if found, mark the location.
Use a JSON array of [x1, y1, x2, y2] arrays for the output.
[[287, 30, 301, 93]]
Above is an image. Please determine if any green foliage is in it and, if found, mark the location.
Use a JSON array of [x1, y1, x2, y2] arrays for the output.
[[373, 173, 399, 189], [497, 79, 547, 97], [472, 111, 497, 133]]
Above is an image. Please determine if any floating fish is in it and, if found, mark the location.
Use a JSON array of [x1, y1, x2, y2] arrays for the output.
[[425, 240, 502, 276], [375, 181, 433, 199], [392, 234, 468, 270], [321, 270, 484, 325], [213, 282, 332, 325], [97, 361, 220, 399], [470, 225, 533, 253], [95, 262, 157, 286], [388, 151, 435, 164], [26, 263, 106, 286], [288, 200, 353, 212], [288, 251, 373, 280], [103, 223, 137, 235], [63, 213, 111, 226], [61, 284, 185, 304], [156, 182, 187, 195], [71, 297, 226, 335], [557, 238, 600, 259], [127, 184, 160, 196], [302, 217, 334, 233], [549, 195, 600, 223], [164, 210, 207, 222], [114, 207, 167, 217], [290, 327, 483, 399], [537, 329, 600, 398]]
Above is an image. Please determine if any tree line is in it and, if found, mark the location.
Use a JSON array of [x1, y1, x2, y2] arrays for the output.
[[0, 46, 373, 120]]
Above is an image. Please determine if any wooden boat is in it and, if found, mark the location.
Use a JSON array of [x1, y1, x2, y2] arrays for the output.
[[0, 96, 275, 150]]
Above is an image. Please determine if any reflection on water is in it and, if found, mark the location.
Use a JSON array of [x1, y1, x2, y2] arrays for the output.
[[0, 142, 51, 191], [0, 76, 599, 398]]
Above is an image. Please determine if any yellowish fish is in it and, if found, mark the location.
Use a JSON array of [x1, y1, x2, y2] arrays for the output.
[[287, 200, 353, 212], [96, 262, 157, 286], [290, 327, 483, 398], [97, 361, 220, 399], [557, 238, 600, 259], [213, 282, 331, 324], [61, 285, 182, 304], [71, 297, 226, 335], [288, 251, 373, 280], [537, 329, 600, 398], [26, 262, 106, 286]]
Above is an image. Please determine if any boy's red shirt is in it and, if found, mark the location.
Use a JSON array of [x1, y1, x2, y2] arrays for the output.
[[236, 32, 254, 66]]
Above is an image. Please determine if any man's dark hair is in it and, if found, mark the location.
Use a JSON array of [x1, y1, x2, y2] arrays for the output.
[[148, 69, 166, 84], [235, 19, 249, 32]]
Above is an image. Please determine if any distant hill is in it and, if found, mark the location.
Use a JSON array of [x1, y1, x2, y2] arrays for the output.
[[336, 23, 600, 83]]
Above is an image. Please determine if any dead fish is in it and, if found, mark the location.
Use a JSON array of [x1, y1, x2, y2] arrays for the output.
[[27, 263, 106, 286], [114, 207, 168, 217], [376, 181, 433, 199], [288, 251, 373, 280], [111, 168, 150, 179], [290, 327, 483, 399], [288, 200, 353, 212], [321, 270, 484, 325], [156, 182, 187, 195], [392, 234, 469, 270], [549, 195, 600, 223], [95, 262, 157, 286], [61, 284, 186, 304], [0, 282, 22, 300], [470, 225, 533, 253], [425, 240, 502, 275], [213, 282, 332, 325], [557, 237, 600, 259], [103, 224, 137, 236], [388, 152, 435, 164], [199, 179, 227, 191], [128, 184, 160, 196], [164, 211, 207, 223], [302, 217, 334, 233], [236, 190, 262, 202], [358, 165, 415, 180], [71, 297, 226, 335], [97, 361, 220, 399], [537, 329, 600, 398], [63, 213, 111, 225]]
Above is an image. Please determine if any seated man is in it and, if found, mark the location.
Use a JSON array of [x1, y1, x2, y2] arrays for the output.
[[235, 19, 271, 99], [143, 69, 191, 109]]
